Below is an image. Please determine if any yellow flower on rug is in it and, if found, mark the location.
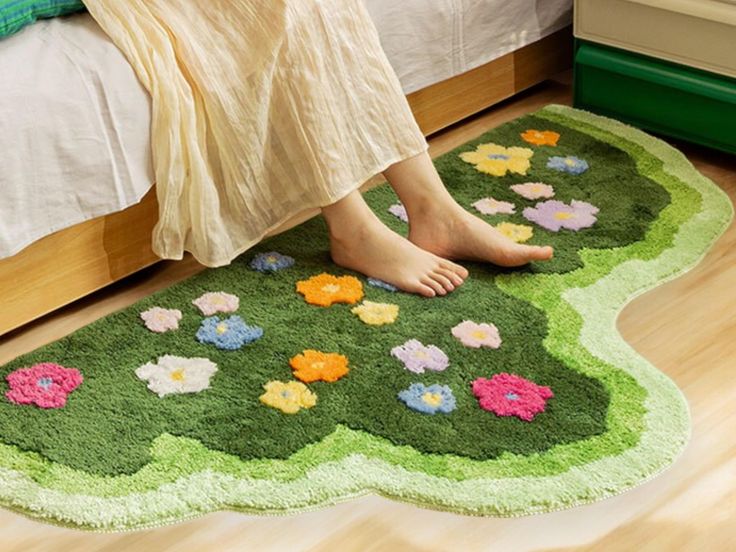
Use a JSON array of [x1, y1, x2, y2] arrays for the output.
[[296, 273, 364, 307], [459, 143, 533, 177], [259, 381, 317, 414], [351, 301, 399, 326], [495, 222, 534, 243], [289, 350, 349, 383]]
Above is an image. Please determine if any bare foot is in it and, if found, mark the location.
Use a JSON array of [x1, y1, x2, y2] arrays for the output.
[[408, 202, 554, 267], [382, 151, 553, 267], [323, 193, 468, 297]]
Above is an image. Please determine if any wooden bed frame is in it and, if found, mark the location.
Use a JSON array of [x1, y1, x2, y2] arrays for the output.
[[0, 27, 572, 336]]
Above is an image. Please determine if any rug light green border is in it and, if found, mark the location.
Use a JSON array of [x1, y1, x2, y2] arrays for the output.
[[0, 105, 731, 531]]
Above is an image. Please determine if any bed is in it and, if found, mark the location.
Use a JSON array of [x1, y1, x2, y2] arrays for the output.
[[0, 0, 573, 336]]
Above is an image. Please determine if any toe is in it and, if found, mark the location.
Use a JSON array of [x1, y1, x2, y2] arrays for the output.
[[399, 277, 437, 297], [414, 282, 437, 297], [517, 244, 553, 263], [533, 245, 554, 260], [431, 271, 455, 292], [441, 259, 469, 279], [421, 275, 447, 296], [437, 267, 464, 287], [416, 283, 437, 298], [494, 243, 554, 267]]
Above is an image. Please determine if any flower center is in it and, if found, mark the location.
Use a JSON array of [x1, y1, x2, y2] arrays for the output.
[[321, 284, 341, 294], [505, 392, 519, 401], [216, 322, 229, 335], [36, 377, 53, 390], [554, 211, 575, 220], [413, 350, 429, 360], [170, 369, 186, 381], [211, 295, 225, 305], [487, 154, 510, 161], [564, 158, 576, 166], [266, 255, 277, 263], [471, 330, 487, 340], [422, 392, 443, 407], [311, 362, 326, 370], [532, 185, 542, 192], [281, 390, 292, 399]]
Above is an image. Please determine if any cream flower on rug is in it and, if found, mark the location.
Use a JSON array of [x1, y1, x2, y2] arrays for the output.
[[510, 182, 555, 200], [351, 301, 399, 325], [135, 355, 218, 398], [192, 292, 239, 316], [140, 307, 182, 333], [471, 197, 516, 216], [451, 320, 502, 349]]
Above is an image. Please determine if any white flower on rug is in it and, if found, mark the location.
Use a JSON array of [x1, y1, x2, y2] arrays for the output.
[[192, 292, 239, 316], [135, 355, 218, 398]]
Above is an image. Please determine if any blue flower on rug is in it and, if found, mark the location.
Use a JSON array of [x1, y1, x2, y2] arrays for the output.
[[196, 315, 263, 350], [367, 278, 398, 292], [398, 383, 456, 415], [249, 251, 295, 273], [547, 155, 589, 175]]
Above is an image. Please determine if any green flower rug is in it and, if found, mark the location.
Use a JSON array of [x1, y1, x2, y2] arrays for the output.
[[0, 105, 731, 531]]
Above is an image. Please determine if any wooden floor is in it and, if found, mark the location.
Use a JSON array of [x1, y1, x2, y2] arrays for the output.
[[1, 76, 734, 552]]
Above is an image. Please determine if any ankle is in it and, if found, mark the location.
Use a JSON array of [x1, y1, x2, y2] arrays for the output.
[[404, 193, 463, 224], [326, 210, 376, 246]]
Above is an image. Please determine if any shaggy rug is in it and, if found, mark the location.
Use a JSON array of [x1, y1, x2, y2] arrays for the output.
[[0, 105, 731, 531]]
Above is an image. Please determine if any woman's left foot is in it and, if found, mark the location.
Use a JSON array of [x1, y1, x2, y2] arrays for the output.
[[408, 202, 554, 267]]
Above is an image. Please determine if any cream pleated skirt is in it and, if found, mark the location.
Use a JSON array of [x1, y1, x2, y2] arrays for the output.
[[82, 0, 429, 267]]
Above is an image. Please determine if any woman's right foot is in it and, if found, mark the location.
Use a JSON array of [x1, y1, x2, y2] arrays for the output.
[[324, 193, 468, 297]]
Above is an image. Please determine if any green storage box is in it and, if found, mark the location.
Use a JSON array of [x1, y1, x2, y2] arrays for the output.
[[574, 40, 736, 154]]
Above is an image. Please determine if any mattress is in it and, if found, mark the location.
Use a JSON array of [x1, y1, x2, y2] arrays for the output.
[[0, 1, 572, 259], [575, 0, 736, 79], [0, 13, 154, 260], [365, 0, 573, 94]]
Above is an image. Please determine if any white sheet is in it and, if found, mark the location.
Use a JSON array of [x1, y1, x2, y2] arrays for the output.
[[0, 13, 154, 259], [0, 1, 572, 259], [365, 0, 573, 94]]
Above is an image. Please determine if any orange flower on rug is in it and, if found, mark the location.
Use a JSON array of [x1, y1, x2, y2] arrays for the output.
[[296, 274, 364, 306], [289, 350, 350, 383], [521, 129, 560, 146]]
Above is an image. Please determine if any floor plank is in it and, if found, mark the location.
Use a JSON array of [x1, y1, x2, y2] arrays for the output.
[[1, 76, 734, 552]]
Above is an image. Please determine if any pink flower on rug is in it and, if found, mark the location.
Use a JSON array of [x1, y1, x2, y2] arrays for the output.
[[192, 292, 239, 316], [451, 320, 501, 349], [388, 203, 409, 223], [140, 307, 183, 333], [5, 363, 83, 409], [471, 197, 516, 216], [472, 373, 553, 421], [510, 182, 555, 200]]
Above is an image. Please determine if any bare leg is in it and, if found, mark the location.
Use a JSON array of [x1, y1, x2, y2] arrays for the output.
[[322, 190, 468, 297], [383, 152, 554, 266]]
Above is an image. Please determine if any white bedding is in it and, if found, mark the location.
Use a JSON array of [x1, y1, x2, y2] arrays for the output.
[[365, 0, 573, 94], [0, 1, 572, 259], [0, 14, 154, 259]]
